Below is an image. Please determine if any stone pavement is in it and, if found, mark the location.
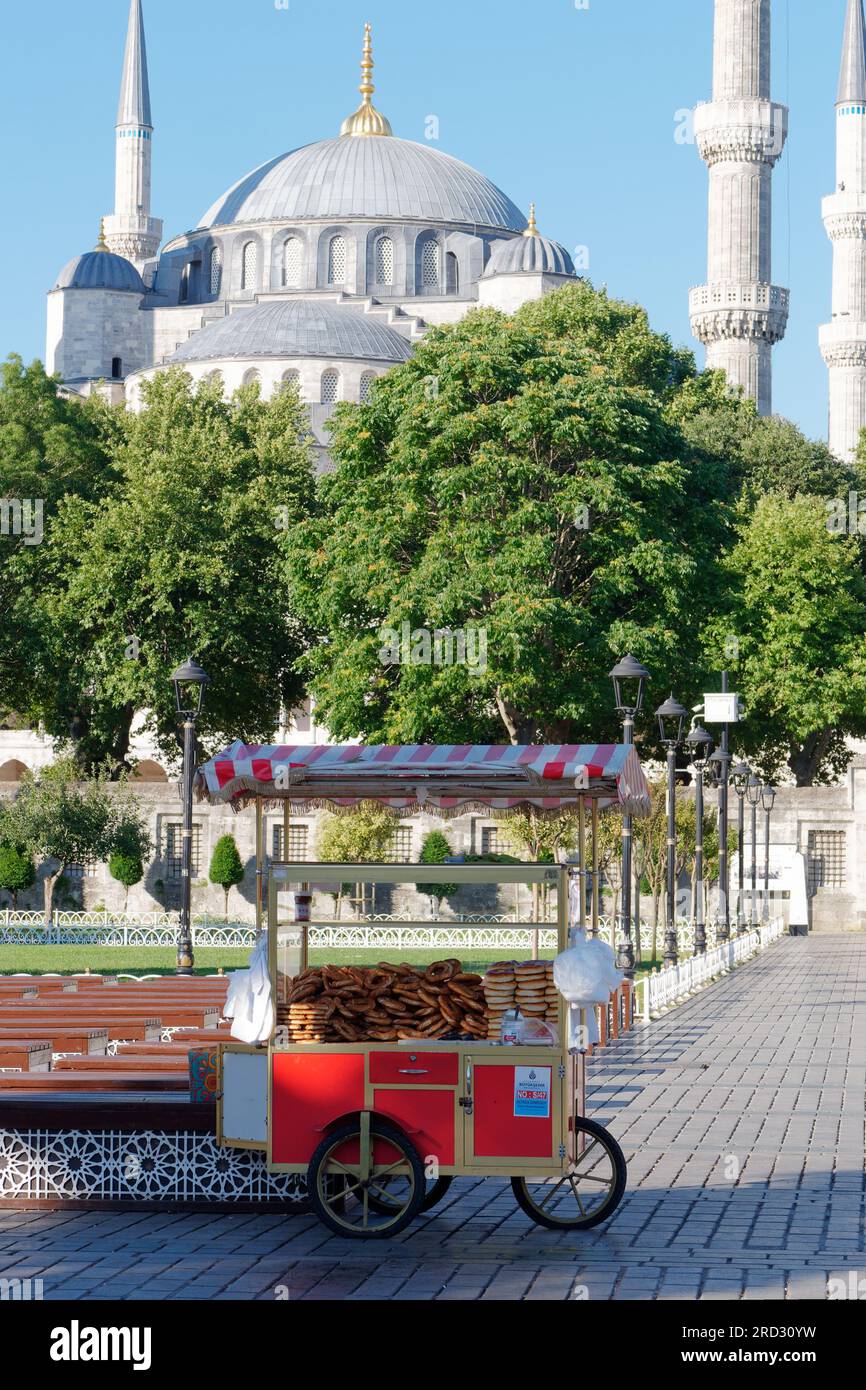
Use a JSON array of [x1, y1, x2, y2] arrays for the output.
[[0, 935, 863, 1301]]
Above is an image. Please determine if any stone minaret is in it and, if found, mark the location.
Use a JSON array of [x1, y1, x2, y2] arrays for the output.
[[103, 0, 162, 268], [690, 0, 789, 416], [820, 0, 866, 463]]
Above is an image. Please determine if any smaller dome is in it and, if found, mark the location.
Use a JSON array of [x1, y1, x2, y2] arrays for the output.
[[483, 233, 575, 279], [168, 298, 413, 366], [55, 250, 145, 294]]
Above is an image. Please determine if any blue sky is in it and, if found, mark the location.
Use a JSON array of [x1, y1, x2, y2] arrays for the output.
[[0, 0, 847, 442]]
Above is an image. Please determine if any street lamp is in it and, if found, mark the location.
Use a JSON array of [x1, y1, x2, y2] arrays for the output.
[[686, 723, 714, 956], [746, 773, 761, 931], [609, 654, 650, 978], [170, 657, 210, 976], [656, 694, 688, 969], [761, 784, 776, 923], [731, 761, 751, 936]]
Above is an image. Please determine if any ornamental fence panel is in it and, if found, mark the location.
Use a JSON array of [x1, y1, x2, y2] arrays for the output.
[[638, 916, 786, 1021]]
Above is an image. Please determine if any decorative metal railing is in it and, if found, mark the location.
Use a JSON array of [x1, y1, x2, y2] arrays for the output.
[[637, 916, 786, 1022]]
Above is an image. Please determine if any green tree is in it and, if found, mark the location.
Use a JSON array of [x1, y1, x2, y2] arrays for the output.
[[3, 761, 119, 923], [0, 842, 35, 908], [316, 803, 398, 917], [209, 834, 245, 921], [417, 830, 457, 912], [286, 284, 731, 747], [706, 494, 866, 785], [109, 850, 144, 913], [2, 368, 315, 773]]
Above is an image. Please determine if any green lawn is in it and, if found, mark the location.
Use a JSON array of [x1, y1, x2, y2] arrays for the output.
[[0, 943, 662, 980]]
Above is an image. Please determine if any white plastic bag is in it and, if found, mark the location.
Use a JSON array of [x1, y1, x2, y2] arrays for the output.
[[223, 934, 274, 1044], [554, 928, 623, 1051]]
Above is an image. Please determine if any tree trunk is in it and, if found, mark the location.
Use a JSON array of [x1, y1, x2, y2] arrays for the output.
[[651, 893, 660, 964], [43, 866, 63, 928], [788, 728, 832, 787], [224, 888, 229, 924]]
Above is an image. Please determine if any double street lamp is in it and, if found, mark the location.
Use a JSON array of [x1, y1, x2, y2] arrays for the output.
[[731, 761, 751, 936], [761, 783, 776, 923], [686, 723, 713, 956], [170, 658, 210, 977], [746, 773, 761, 930], [609, 654, 651, 978], [656, 694, 688, 969]]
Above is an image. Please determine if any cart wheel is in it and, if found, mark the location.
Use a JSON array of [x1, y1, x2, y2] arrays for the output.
[[510, 1118, 626, 1231], [307, 1116, 425, 1238], [366, 1173, 454, 1216]]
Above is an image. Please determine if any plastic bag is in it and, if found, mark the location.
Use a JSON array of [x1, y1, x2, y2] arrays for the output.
[[515, 1016, 559, 1047], [223, 934, 274, 1044], [553, 928, 622, 1005]]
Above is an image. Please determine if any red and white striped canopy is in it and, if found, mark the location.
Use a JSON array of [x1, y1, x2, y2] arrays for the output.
[[196, 742, 651, 817]]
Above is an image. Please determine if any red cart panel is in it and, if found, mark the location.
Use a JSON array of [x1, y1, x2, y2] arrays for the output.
[[272, 1050, 364, 1164], [372, 1088, 456, 1166], [470, 1062, 555, 1161], [369, 1050, 459, 1086]]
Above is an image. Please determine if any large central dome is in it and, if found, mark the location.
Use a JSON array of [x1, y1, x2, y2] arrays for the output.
[[198, 136, 526, 235]]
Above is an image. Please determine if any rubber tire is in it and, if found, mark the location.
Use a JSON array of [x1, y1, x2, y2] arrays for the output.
[[510, 1118, 627, 1231], [308, 1117, 426, 1239]]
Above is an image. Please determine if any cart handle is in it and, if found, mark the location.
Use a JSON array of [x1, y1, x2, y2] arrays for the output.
[[398, 1067, 429, 1075]]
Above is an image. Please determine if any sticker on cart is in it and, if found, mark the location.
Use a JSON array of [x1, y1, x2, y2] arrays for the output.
[[513, 1066, 551, 1119]]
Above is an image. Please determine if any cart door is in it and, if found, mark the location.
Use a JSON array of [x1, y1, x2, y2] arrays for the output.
[[217, 1044, 269, 1150], [462, 1052, 565, 1170]]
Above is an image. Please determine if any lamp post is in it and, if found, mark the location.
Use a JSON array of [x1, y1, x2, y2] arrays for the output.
[[170, 657, 210, 976], [761, 784, 776, 923], [686, 723, 714, 956], [746, 773, 761, 931], [731, 762, 751, 936], [609, 654, 650, 978], [656, 694, 688, 969]]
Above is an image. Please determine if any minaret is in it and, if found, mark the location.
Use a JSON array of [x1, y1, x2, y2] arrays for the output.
[[103, 0, 162, 267], [820, 0, 866, 463], [690, 0, 789, 416]]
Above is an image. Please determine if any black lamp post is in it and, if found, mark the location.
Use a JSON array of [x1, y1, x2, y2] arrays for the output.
[[609, 654, 650, 978], [170, 657, 210, 976], [731, 761, 751, 936], [686, 723, 714, 956], [746, 773, 761, 931], [656, 694, 688, 969], [761, 784, 776, 923]]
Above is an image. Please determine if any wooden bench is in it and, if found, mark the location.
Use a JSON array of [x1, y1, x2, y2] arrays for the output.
[[0, 1026, 109, 1054], [52, 1054, 190, 1072], [0, 1040, 52, 1072], [0, 1070, 189, 1093], [0, 1013, 163, 1042]]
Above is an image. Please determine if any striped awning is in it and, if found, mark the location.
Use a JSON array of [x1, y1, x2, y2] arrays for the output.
[[196, 742, 651, 818]]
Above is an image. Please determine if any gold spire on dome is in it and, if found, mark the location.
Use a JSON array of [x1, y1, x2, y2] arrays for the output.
[[523, 203, 540, 238], [94, 219, 110, 253], [340, 23, 393, 137]]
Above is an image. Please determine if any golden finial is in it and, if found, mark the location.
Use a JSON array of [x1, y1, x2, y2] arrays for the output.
[[340, 22, 393, 138], [94, 218, 110, 253], [523, 203, 540, 238]]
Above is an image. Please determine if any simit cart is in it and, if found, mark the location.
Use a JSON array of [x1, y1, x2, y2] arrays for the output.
[[197, 742, 651, 1238]]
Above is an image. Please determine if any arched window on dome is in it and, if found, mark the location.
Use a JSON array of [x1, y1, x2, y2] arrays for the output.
[[445, 252, 459, 295], [242, 241, 258, 292], [205, 369, 224, 396], [420, 237, 440, 292], [210, 246, 222, 296], [374, 236, 394, 287], [179, 263, 191, 304], [242, 369, 261, 389], [283, 238, 302, 288], [320, 370, 340, 405], [281, 369, 301, 395], [328, 236, 347, 286], [359, 371, 377, 403]]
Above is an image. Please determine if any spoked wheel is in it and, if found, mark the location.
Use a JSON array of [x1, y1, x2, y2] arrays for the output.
[[511, 1117, 627, 1231], [365, 1174, 454, 1216], [307, 1115, 425, 1238]]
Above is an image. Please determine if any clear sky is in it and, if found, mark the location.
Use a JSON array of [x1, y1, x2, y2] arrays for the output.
[[0, 0, 847, 442]]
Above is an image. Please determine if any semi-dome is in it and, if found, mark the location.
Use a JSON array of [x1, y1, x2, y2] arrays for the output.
[[483, 207, 575, 278], [198, 136, 526, 234], [168, 298, 413, 365], [55, 247, 145, 293]]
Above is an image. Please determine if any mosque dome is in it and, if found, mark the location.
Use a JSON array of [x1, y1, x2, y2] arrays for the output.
[[54, 225, 145, 293], [168, 298, 413, 365], [483, 205, 575, 277]]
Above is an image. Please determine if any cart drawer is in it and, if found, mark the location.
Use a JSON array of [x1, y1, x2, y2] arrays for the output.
[[369, 1050, 459, 1086]]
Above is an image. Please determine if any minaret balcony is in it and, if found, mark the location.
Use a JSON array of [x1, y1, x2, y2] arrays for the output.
[[819, 321, 866, 367], [694, 99, 788, 167], [690, 282, 789, 345]]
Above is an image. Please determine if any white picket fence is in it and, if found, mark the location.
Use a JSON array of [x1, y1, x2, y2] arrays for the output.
[[637, 917, 787, 1022]]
